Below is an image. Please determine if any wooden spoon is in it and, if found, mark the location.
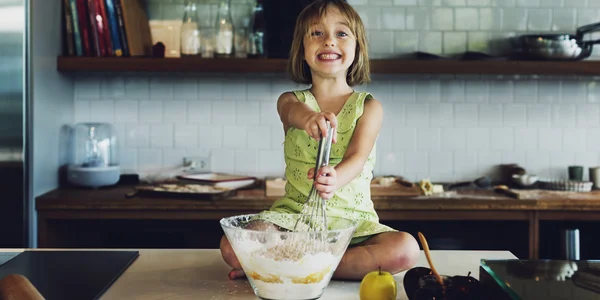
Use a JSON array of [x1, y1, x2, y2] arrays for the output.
[[417, 232, 444, 287]]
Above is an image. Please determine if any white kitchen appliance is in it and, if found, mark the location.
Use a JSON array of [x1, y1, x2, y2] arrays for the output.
[[67, 122, 120, 188]]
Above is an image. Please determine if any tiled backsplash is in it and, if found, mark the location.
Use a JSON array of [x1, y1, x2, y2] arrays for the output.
[[74, 74, 600, 182], [352, 0, 600, 58], [73, 0, 600, 182]]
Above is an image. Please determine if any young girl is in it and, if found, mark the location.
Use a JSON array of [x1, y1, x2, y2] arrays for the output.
[[220, 0, 420, 281]]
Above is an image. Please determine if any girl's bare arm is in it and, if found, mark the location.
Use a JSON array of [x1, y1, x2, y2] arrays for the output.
[[277, 92, 338, 141], [277, 92, 311, 133], [332, 97, 383, 189]]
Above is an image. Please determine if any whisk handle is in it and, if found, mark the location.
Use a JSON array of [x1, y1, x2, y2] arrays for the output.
[[319, 121, 334, 167]]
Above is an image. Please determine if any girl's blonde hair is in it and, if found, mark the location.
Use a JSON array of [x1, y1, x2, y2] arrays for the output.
[[287, 0, 370, 87]]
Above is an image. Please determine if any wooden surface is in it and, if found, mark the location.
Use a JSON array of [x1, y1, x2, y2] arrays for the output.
[[0, 249, 514, 300], [56, 56, 600, 75], [35, 186, 600, 212], [266, 178, 422, 198]]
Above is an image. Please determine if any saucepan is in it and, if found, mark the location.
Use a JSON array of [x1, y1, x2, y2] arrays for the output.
[[511, 21, 600, 60]]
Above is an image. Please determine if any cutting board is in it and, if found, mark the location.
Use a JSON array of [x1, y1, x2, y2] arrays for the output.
[[370, 180, 423, 197], [494, 187, 597, 200], [265, 177, 422, 197]]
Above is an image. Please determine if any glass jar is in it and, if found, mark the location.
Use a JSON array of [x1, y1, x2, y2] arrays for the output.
[[214, 0, 234, 57], [181, 0, 201, 56], [67, 123, 120, 188]]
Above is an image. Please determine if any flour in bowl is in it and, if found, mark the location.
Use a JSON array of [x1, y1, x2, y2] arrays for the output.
[[235, 239, 341, 300]]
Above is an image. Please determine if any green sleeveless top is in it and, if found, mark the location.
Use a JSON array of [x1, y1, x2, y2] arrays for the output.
[[257, 89, 396, 245]]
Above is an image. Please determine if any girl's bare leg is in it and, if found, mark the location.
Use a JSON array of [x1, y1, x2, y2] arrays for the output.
[[332, 231, 420, 280]]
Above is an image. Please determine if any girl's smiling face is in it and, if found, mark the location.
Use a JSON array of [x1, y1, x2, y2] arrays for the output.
[[303, 7, 356, 80]]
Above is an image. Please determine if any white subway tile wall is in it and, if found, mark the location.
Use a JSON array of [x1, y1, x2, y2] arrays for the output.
[[74, 0, 600, 181]]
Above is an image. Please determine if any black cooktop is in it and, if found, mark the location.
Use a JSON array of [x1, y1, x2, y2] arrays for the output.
[[0, 251, 19, 266], [0, 250, 139, 300], [480, 259, 600, 300]]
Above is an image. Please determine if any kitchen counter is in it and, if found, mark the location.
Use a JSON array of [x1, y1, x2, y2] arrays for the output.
[[36, 185, 600, 212], [35, 186, 600, 259], [2, 249, 518, 299], [36, 186, 600, 213]]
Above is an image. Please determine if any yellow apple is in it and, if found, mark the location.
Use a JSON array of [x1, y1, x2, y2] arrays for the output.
[[359, 267, 397, 300]]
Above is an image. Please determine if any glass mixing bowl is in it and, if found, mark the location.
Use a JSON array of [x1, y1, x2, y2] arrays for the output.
[[220, 212, 358, 300]]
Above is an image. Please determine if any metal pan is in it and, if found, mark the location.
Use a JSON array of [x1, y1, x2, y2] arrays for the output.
[[127, 183, 237, 200], [511, 21, 600, 60]]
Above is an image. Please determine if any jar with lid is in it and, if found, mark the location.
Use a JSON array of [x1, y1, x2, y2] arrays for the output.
[[181, 0, 201, 56], [214, 0, 234, 57], [67, 122, 120, 188]]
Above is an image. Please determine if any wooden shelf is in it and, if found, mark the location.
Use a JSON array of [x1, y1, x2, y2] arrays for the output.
[[56, 56, 600, 75]]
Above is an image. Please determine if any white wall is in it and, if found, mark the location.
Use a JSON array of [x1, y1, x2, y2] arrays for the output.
[[31, 0, 74, 246], [73, 0, 600, 182]]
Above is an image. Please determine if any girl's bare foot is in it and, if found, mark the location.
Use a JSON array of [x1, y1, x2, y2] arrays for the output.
[[228, 269, 246, 280]]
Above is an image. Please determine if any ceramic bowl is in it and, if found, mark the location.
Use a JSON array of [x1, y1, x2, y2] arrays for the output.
[[512, 174, 539, 187]]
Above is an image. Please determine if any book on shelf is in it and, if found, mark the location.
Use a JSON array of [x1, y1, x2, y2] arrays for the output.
[[62, 0, 152, 58]]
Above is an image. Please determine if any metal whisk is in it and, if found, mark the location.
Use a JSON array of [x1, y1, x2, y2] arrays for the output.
[[293, 121, 334, 233]]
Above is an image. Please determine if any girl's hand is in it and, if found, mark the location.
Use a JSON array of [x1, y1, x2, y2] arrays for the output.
[[302, 112, 337, 143], [308, 166, 337, 200]]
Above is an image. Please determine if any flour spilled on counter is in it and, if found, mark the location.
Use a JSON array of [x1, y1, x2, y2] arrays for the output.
[[416, 191, 509, 200], [235, 239, 339, 300]]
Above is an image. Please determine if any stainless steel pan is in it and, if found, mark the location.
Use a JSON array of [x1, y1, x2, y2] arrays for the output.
[[511, 22, 600, 60]]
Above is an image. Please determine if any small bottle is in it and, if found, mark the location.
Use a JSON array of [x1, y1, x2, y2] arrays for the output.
[[214, 0, 234, 58], [247, 0, 267, 58], [180, 0, 201, 56]]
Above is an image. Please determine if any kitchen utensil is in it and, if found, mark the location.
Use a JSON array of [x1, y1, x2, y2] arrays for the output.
[[293, 121, 334, 233], [589, 167, 600, 189], [417, 232, 443, 286], [537, 179, 593, 192], [560, 229, 580, 260], [396, 177, 415, 188], [511, 21, 600, 60], [493, 185, 520, 198], [569, 166, 584, 181], [177, 172, 257, 190], [220, 213, 357, 300], [406, 232, 483, 300], [130, 183, 237, 200], [512, 174, 539, 187], [403, 267, 482, 300], [446, 176, 491, 190]]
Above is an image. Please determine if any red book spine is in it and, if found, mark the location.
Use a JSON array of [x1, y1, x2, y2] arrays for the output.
[[75, 0, 91, 56], [90, 0, 106, 56], [86, 0, 100, 56], [95, 0, 113, 56]]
